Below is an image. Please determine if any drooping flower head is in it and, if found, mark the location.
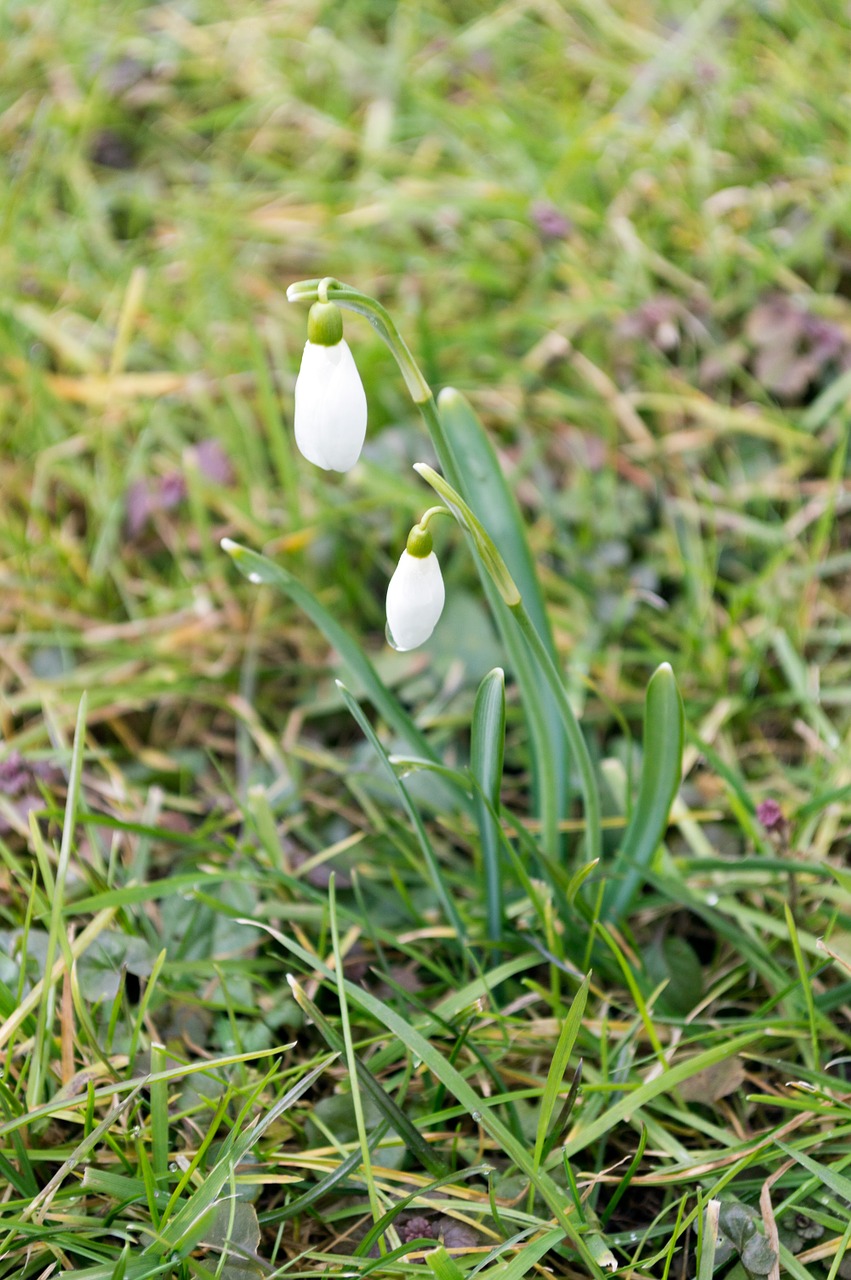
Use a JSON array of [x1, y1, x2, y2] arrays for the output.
[[294, 300, 367, 472], [386, 518, 446, 651]]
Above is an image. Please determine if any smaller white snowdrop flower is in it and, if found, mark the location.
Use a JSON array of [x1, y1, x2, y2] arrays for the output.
[[294, 300, 367, 472], [386, 518, 446, 651]]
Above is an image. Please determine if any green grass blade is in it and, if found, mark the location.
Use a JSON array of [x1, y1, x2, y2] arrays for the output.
[[240, 919, 604, 1274], [20, 1086, 142, 1227], [355, 1165, 488, 1258], [601, 662, 684, 923], [220, 539, 469, 809], [335, 679, 467, 943], [696, 1199, 720, 1280], [561, 1029, 761, 1159], [532, 976, 589, 1172], [471, 667, 506, 943], [28, 691, 88, 1111], [157, 1056, 332, 1256], [287, 973, 448, 1177], [775, 1141, 851, 1204], [148, 1042, 169, 1181], [784, 902, 820, 1069], [599, 1123, 647, 1228], [425, 1244, 468, 1280], [327, 876, 383, 1226]]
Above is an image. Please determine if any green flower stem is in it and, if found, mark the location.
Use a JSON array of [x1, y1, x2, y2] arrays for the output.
[[287, 278, 434, 408], [288, 277, 569, 858], [418, 505, 451, 529], [415, 463, 602, 867], [287, 281, 462, 484]]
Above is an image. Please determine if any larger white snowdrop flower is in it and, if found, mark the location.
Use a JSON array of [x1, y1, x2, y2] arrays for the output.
[[294, 301, 367, 472], [386, 522, 445, 651]]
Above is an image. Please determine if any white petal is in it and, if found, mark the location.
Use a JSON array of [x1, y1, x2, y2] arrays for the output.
[[386, 550, 445, 651], [293, 339, 367, 472]]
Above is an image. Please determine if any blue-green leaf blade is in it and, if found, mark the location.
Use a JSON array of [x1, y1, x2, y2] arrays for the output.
[[601, 663, 684, 923], [471, 667, 506, 942]]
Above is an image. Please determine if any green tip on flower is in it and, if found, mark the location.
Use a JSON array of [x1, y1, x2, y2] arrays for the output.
[[307, 300, 343, 346], [405, 523, 433, 557]]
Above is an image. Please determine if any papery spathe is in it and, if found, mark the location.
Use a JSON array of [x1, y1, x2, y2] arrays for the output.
[[386, 549, 445, 651], [294, 339, 367, 472]]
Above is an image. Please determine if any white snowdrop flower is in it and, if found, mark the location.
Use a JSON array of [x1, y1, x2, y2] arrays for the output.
[[294, 301, 367, 472], [386, 523, 445, 651]]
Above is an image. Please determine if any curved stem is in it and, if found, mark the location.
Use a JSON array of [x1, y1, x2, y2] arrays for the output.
[[287, 278, 435, 407], [418, 505, 452, 530]]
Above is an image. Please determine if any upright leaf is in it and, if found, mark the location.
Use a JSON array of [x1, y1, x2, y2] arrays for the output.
[[600, 663, 684, 923], [471, 668, 507, 942]]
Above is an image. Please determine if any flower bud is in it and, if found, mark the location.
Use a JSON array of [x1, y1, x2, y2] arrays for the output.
[[294, 302, 367, 472], [386, 530, 445, 651]]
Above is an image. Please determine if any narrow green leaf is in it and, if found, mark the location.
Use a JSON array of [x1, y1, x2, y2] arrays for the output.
[[471, 667, 506, 943], [413, 464, 520, 605], [599, 1123, 647, 1227], [355, 1165, 488, 1258], [286, 974, 448, 1177], [532, 976, 589, 1171], [425, 1244, 467, 1280], [335, 680, 466, 943], [784, 902, 820, 1068], [158, 1057, 332, 1255], [327, 876, 383, 1225], [601, 663, 684, 923], [541, 1061, 583, 1161], [22, 1086, 142, 1226], [63, 872, 234, 915], [110, 1243, 130, 1280], [0, 1046, 285, 1140], [480, 1227, 569, 1280], [562, 1029, 761, 1158], [776, 1140, 851, 1204], [241, 919, 605, 1276], [258, 1137, 384, 1225], [696, 1192, 716, 1280], [436, 388, 555, 654], [434, 392, 568, 858], [415, 463, 602, 864], [149, 1042, 169, 1180], [28, 692, 88, 1112]]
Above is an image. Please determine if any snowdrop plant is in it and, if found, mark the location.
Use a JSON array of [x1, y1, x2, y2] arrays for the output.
[[223, 275, 684, 918]]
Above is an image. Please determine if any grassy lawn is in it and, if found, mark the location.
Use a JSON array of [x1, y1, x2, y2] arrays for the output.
[[2, 0, 851, 1276]]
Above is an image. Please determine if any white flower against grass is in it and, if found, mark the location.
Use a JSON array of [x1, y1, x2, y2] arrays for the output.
[[294, 301, 367, 472], [386, 521, 446, 651]]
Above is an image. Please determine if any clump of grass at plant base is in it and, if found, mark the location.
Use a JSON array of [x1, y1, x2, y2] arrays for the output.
[[3, 1, 851, 1278]]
